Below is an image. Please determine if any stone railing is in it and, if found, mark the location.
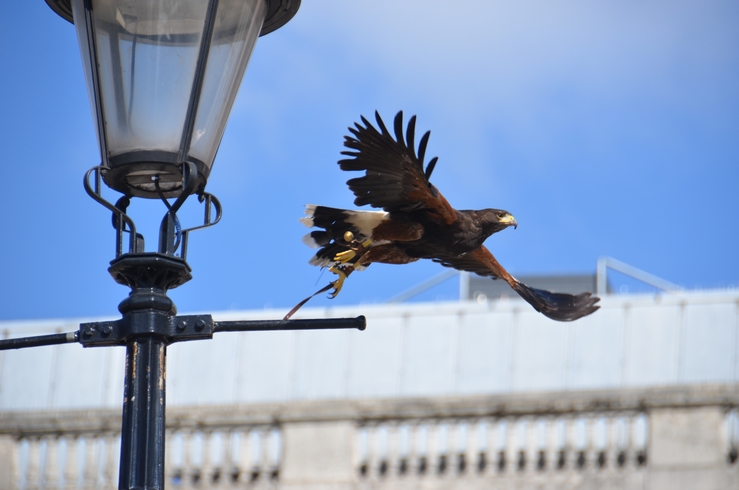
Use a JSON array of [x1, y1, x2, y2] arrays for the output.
[[1, 384, 738, 490], [355, 412, 648, 480]]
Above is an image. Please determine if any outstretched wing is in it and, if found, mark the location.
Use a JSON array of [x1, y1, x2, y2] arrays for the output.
[[433, 246, 600, 321], [339, 111, 457, 225]]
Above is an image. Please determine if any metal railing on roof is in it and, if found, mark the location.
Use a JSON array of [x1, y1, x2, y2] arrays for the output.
[[596, 257, 684, 297], [385, 256, 684, 303]]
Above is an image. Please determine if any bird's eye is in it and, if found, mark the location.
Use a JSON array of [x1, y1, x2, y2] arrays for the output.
[[497, 212, 506, 219]]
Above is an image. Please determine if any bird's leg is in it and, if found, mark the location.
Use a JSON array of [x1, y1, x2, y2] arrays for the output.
[[328, 264, 354, 298], [333, 239, 371, 264]]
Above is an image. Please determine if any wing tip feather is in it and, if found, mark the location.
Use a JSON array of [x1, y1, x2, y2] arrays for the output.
[[514, 282, 601, 321]]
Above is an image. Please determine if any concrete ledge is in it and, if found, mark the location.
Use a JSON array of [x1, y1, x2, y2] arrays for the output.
[[2, 384, 737, 435]]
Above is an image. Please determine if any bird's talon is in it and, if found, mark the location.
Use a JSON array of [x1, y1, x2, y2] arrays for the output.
[[328, 265, 348, 298]]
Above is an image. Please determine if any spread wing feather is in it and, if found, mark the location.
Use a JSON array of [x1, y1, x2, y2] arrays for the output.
[[433, 246, 601, 322], [339, 111, 457, 225]]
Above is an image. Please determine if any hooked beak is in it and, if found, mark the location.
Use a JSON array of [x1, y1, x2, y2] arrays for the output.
[[500, 214, 518, 229]]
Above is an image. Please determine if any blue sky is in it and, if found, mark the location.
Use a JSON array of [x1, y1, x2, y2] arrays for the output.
[[1, 1, 738, 321]]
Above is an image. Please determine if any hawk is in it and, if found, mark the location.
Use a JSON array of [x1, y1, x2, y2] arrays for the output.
[[293, 111, 600, 321]]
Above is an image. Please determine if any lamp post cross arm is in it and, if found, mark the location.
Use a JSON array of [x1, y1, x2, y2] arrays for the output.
[[0, 316, 366, 351]]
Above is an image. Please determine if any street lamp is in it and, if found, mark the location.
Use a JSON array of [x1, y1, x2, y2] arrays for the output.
[[0, 2, 366, 489]]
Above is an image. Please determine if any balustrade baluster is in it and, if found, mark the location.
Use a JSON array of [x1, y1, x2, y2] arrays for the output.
[[25, 438, 40, 490], [11, 438, 22, 490], [438, 422, 450, 477], [273, 428, 283, 481], [485, 419, 499, 476], [221, 430, 236, 487], [62, 436, 77, 490], [464, 420, 479, 477], [476, 420, 486, 475], [386, 423, 399, 478], [366, 424, 380, 480], [564, 417, 578, 472], [502, 418, 516, 476], [200, 431, 214, 487], [394, 424, 408, 477], [623, 414, 635, 470], [595, 416, 609, 470], [42, 436, 60, 489], [449, 419, 470, 476], [355, 425, 367, 478], [543, 418, 555, 472], [211, 431, 224, 487], [524, 418, 538, 473], [164, 432, 176, 488], [101, 434, 118, 489], [251, 428, 261, 482], [407, 423, 420, 477], [236, 429, 252, 485], [180, 431, 195, 490], [82, 436, 98, 489], [212, 431, 226, 486], [425, 422, 439, 477], [257, 427, 270, 483], [633, 413, 648, 468], [587, 417, 597, 471], [461, 421, 471, 476], [448, 421, 459, 476], [726, 409, 739, 465], [439, 422, 449, 477], [606, 416, 619, 472]]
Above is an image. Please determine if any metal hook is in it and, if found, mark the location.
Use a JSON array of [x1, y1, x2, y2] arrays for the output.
[[156, 162, 199, 257], [179, 192, 223, 260], [84, 166, 138, 256]]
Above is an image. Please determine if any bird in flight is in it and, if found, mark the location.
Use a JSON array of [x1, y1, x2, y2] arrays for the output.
[[290, 111, 600, 321]]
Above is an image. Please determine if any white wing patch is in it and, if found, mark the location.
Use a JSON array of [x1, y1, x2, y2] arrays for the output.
[[345, 209, 389, 236]]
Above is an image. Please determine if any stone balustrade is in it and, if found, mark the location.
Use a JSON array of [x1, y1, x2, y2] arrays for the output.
[[1, 384, 738, 489], [355, 412, 648, 481]]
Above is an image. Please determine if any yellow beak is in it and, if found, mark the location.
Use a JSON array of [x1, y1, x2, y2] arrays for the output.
[[500, 214, 518, 229]]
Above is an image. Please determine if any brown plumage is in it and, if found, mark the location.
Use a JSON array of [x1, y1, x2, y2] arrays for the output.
[[291, 111, 600, 322]]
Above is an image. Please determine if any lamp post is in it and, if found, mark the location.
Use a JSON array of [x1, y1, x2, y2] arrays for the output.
[[0, 2, 366, 489]]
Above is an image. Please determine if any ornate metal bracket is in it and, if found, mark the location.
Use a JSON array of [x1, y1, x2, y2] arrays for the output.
[[83, 163, 222, 260]]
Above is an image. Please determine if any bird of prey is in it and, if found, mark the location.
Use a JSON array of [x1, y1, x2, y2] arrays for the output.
[[292, 111, 600, 321]]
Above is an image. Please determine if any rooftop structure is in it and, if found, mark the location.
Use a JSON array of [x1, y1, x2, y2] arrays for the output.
[[1, 287, 738, 489]]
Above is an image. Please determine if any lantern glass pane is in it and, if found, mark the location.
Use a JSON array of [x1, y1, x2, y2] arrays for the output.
[[73, 0, 209, 158], [188, 0, 266, 167]]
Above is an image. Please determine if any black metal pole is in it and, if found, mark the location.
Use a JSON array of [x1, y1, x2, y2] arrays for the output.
[[119, 337, 168, 490], [107, 253, 191, 490]]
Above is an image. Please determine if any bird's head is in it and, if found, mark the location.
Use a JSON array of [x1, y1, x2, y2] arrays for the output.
[[479, 208, 518, 235]]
